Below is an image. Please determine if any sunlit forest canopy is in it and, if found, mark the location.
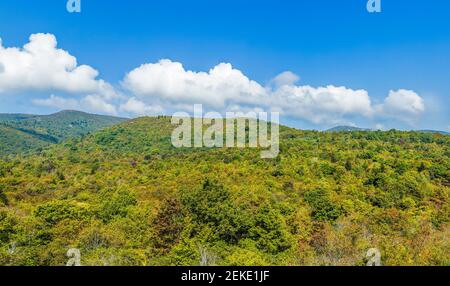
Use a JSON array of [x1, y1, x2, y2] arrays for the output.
[[0, 116, 449, 266]]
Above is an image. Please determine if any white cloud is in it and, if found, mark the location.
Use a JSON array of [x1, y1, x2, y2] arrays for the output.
[[374, 123, 386, 131], [0, 33, 118, 99], [32, 94, 79, 110], [121, 59, 379, 124], [1, 33, 425, 126], [377, 89, 425, 122], [270, 71, 300, 87], [119, 97, 164, 116], [81, 95, 117, 115], [33, 94, 117, 115], [270, 85, 373, 124], [122, 59, 266, 109]]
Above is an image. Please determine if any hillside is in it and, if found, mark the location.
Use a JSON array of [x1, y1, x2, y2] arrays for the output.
[[418, 130, 450, 136], [326, 126, 450, 135], [326, 126, 370, 132], [0, 117, 449, 266], [0, 125, 52, 156], [0, 110, 128, 157]]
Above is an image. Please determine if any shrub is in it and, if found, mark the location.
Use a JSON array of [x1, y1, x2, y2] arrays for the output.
[[97, 189, 137, 223], [34, 201, 90, 226], [304, 189, 341, 222]]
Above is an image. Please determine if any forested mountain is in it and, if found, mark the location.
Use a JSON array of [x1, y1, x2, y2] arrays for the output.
[[418, 130, 450, 136], [326, 126, 370, 132], [0, 110, 128, 157], [0, 125, 53, 157], [326, 126, 450, 135], [0, 116, 449, 266]]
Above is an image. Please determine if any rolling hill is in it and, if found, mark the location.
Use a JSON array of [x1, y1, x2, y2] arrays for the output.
[[0, 116, 448, 266], [418, 130, 450, 136], [326, 126, 450, 135], [326, 126, 371, 132], [0, 110, 128, 157], [0, 124, 53, 157]]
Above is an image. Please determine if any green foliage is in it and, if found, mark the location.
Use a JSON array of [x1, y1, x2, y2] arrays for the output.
[[304, 189, 342, 222], [225, 247, 268, 266], [0, 211, 16, 243], [0, 116, 448, 266], [0, 125, 50, 157], [0, 110, 127, 157], [34, 201, 90, 226], [0, 186, 8, 206], [97, 189, 137, 223], [249, 204, 293, 254], [182, 179, 252, 244], [152, 199, 184, 251]]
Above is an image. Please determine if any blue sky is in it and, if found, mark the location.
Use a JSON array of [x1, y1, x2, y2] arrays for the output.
[[0, 0, 449, 131]]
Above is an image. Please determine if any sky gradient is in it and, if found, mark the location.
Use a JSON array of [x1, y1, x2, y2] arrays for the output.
[[0, 0, 449, 131]]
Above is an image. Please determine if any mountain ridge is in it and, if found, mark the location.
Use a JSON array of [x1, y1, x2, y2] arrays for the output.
[[326, 125, 449, 135], [1, 110, 449, 157], [0, 114, 448, 266], [0, 110, 128, 157], [325, 126, 371, 132]]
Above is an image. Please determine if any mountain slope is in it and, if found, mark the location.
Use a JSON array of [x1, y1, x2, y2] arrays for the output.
[[0, 110, 128, 156], [0, 110, 128, 141], [0, 117, 448, 266], [418, 130, 450, 136], [326, 126, 450, 135], [0, 125, 52, 156], [325, 126, 370, 132]]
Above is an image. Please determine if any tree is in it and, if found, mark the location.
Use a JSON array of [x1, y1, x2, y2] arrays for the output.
[[0, 186, 8, 206], [249, 204, 292, 254], [304, 189, 342, 222], [34, 201, 90, 226], [97, 189, 137, 223], [182, 179, 252, 244], [152, 199, 184, 251]]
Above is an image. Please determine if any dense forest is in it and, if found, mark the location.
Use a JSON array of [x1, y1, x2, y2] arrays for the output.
[[0, 111, 127, 157], [0, 116, 448, 266]]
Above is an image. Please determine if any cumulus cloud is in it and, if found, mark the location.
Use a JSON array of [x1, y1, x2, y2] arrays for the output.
[[0, 33, 118, 99], [270, 85, 373, 124], [384, 89, 425, 115], [122, 60, 426, 125], [270, 71, 300, 87], [123, 59, 267, 109], [122, 59, 376, 124], [81, 95, 117, 115], [33, 94, 117, 115], [376, 89, 425, 123], [33, 94, 79, 110], [0, 34, 426, 126], [119, 97, 164, 116], [374, 123, 387, 131]]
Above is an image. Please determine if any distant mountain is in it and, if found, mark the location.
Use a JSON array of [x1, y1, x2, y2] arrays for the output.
[[417, 130, 450, 136], [0, 110, 128, 156], [325, 126, 449, 135], [325, 126, 370, 132]]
